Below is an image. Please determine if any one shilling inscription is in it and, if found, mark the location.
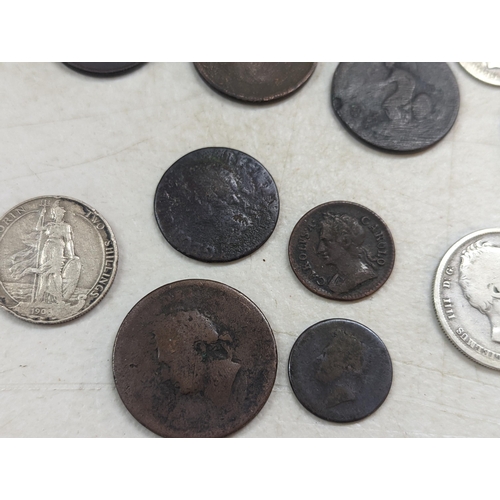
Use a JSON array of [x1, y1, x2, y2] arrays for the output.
[[434, 229, 500, 370], [288, 201, 395, 300], [0, 196, 118, 324]]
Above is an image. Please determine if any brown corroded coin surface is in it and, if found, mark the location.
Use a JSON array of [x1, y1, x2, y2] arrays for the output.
[[288, 201, 395, 300], [288, 318, 393, 423], [112, 279, 277, 438], [194, 63, 316, 102]]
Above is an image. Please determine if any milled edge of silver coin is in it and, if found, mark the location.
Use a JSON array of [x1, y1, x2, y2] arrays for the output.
[[433, 228, 500, 370], [459, 63, 500, 86], [0, 195, 118, 325], [112, 278, 278, 438]]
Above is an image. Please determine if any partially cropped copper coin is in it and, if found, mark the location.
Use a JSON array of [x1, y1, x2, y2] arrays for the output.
[[113, 279, 277, 438], [194, 63, 316, 102], [63, 62, 145, 77], [288, 201, 395, 300], [289, 319, 393, 423]]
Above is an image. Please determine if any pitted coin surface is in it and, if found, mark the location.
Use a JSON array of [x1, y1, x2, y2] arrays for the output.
[[63, 62, 145, 77], [288, 318, 392, 423], [194, 63, 316, 102], [434, 229, 500, 370], [112, 279, 278, 438], [0, 196, 118, 324], [331, 62, 460, 152], [459, 63, 500, 86], [154, 147, 279, 262], [288, 201, 395, 300]]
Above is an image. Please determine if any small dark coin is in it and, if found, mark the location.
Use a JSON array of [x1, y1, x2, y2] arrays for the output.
[[331, 62, 460, 152], [112, 279, 277, 438], [288, 318, 393, 423], [194, 63, 316, 102], [288, 201, 395, 300], [154, 147, 279, 262], [63, 62, 145, 77]]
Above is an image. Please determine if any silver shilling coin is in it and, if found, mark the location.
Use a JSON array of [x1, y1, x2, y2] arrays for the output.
[[459, 63, 500, 86], [0, 196, 118, 324], [434, 229, 500, 370]]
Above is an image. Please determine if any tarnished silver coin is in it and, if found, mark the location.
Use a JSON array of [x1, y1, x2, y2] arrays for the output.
[[0, 196, 118, 324], [459, 63, 500, 86], [434, 229, 500, 370]]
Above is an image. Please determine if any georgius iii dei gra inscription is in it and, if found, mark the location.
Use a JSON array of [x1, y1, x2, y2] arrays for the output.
[[289, 201, 395, 301], [0, 196, 118, 324]]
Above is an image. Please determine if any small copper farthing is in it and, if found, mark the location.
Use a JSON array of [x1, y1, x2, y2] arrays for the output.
[[288, 201, 395, 300]]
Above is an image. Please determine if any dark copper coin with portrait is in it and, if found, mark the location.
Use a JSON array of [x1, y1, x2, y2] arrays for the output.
[[194, 63, 316, 102], [112, 279, 277, 438], [154, 147, 279, 262], [63, 62, 145, 77], [331, 62, 460, 152], [288, 201, 395, 300], [288, 319, 392, 423]]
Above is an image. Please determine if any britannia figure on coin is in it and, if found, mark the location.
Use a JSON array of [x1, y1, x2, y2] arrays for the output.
[[315, 330, 364, 408], [154, 310, 241, 407], [316, 213, 377, 294], [10, 200, 81, 305], [459, 240, 500, 342]]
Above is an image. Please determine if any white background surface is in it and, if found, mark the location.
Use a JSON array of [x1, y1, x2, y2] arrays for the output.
[[0, 62, 499, 437]]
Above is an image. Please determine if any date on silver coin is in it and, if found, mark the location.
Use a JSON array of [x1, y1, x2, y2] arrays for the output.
[[0, 196, 118, 324], [434, 229, 500, 370]]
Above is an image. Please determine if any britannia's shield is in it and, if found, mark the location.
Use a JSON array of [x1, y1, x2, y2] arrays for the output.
[[62, 257, 81, 300]]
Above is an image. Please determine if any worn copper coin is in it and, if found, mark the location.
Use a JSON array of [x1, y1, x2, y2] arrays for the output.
[[194, 63, 316, 102], [288, 318, 392, 423], [63, 62, 145, 77], [0, 196, 118, 324], [113, 279, 277, 438], [154, 147, 279, 262], [331, 63, 460, 152], [288, 201, 395, 300]]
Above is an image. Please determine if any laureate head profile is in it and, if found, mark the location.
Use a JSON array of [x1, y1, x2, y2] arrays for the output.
[[154, 310, 241, 406], [459, 240, 500, 343], [316, 213, 376, 293]]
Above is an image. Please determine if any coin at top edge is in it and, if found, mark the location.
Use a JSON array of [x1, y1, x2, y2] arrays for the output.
[[459, 63, 500, 86], [112, 279, 278, 438], [288, 201, 395, 300], [0, 196, 118, 324], [434, 228, 500, 370], [63, 62, 146, 77], [154, 147, 279, 263], [288, 318, 393, 423], [194, 62, 316, 102], [331, 62, 460, 152]]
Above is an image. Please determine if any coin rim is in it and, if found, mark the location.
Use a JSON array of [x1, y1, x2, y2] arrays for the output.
[[193, 62, 317, 103], [288, 200, 395, 300], [459, 62, 500, 87], [154, 146, 280, 263], [63, 62, 146, 77], [112, 278, 278, 438], [331, 62, 461, 153], [0, 195, 119, 325], [433, 228, 500, 370], [288, 317, 393, 423]]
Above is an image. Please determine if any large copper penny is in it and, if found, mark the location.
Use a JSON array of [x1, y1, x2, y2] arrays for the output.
[[289, 318, 393, 423], [112, 279, 277, 438], [194, 63, 316, 102], [288, 201, 395, 300]]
